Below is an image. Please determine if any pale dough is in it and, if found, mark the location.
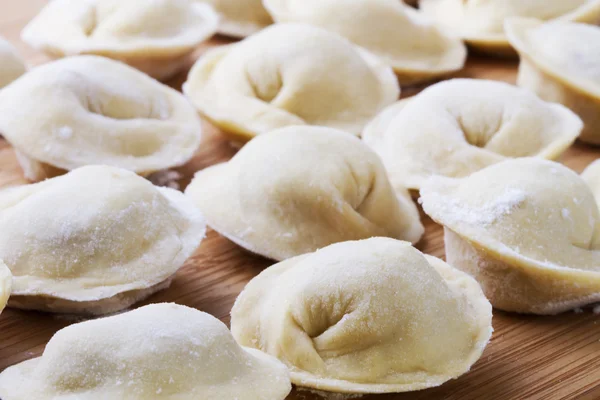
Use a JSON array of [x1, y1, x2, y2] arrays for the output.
[[184, 126, 423, 260], [0, 55, 203, 182], [0, 36, 26, 89], [0, 303, 291, 400], [231, 237, 492, 393], [196, 0, 272, 37], [22, 0, 219, 80], [421, 0, 600, 55], [363, 79, 582, 191], [0, 261, 11, 315], [183, 23, 399, 142], [507, 18, 600, 144], [421, 158, 600, 314], [0, 166, 206, 315], [263, 0, 467, 84]]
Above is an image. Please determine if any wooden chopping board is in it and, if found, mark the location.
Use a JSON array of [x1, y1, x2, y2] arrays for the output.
[[1, 1, 600, 399]]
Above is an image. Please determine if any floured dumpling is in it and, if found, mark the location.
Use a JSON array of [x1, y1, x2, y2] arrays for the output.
[[185, 126, 423, 260], [363, 79, 582, 191], [21, 0, 219, 80], [0, 166, 206, 315], [0, 303, 291, 400], [582, 159, 600, 203], [196, 0, 272, 37], [420, 158, 600, 314], [183, 23, 399, 142], [420, 0, 600, 55], [0, 55, 203, 182], [0, 36, 26, 89], [231, 238, 492, 393], [263, 0, 467, 84], [0, 261, 11, 315], [507, 19, 600, 144]]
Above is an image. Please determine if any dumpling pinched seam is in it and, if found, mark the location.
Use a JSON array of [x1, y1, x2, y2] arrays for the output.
[[420, 158, 600, 314]]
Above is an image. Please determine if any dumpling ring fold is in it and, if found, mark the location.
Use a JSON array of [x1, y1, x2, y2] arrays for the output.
[[231, 237, 493, 393]]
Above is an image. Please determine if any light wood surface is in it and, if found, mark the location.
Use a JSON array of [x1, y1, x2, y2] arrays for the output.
[[1, 1, 600, 399]]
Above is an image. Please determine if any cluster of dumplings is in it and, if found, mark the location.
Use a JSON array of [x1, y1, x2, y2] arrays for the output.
[[0, 0, 600, 398]]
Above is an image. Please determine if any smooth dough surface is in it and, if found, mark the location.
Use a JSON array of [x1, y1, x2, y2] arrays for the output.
[[231, 237, 492, 393], [506, 18, 600, 144], [420, 0, 600, 54], [0, 55, 203, 182], [185, 126, 423, 261], [196, 0, 272, 37], [263, 0, 466, 84], [22, 0, 219, 79], [0, 36, 26, 89], [183, 23, 399, 141], [363, 79, 582, 190], [582, 159, 600, 204], [420, 158, 600, 314], [0, 261, 11, 315], [0, 303, 291, 400], [0, 166, 206, 315]]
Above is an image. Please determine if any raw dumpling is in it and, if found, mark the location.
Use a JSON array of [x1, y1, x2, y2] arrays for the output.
[[363, 79, 582, 191], [0, 166, 206, 315], [263, 0, 467, 84], [0, 303, 291, 400], [0, 36, 26, 89], [196, 0, 272, 37], [420, 158, 600, 314], [0, 261, 11, 315], [183, 23, 399, 142], [0, 55, 203, 182], [582, 159, 600, 203], [21, 0, 219, 80], [231, 238, 492, 393], [506, 19, 600, 144], [420, 0, 600, 55], [185, 126, 423, 261]]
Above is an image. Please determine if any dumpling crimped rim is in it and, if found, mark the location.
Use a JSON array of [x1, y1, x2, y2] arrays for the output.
[[262, 0, 467, 84], [420, 172, 600, 314], [185, 162, 423, 260], [0, 303, 291, 400], [421, 0, 600, 54], [0, 347, 289, 400], [505, 17, 600, 100], [362, 80, 583, 191], [182, 26, 400, 141], [230, 242, 492, 393], [0, 56, 204, 177], [21, 1, 220, 58], [3, 174, 206, 310]]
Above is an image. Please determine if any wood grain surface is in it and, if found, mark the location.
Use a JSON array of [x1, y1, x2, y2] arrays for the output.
[[1, 1, 600, 399]]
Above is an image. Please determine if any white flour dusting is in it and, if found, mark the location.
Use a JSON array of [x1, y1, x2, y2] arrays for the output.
[[422, 186, 527, 226]]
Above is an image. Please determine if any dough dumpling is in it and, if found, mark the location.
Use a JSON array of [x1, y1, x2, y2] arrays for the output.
[[363, 79, 582, 191], [231, 238, 492, 393], [0, 303, 291, 400], [507, 19, 600, 144], [0, 166, 206, 315], [420, 158, 600, 314], [183, 23, 399, 142], [185, 126, 423, 260], [21, 0, 219, 80], [0, 36, 26, 89], [196, 0, 272, 37], [582, 159, 600, 203], [263, 0, 467, 84], [0, 261, 11, 315], [421, 0, 600, 55], [0, 55, 203, 182]]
